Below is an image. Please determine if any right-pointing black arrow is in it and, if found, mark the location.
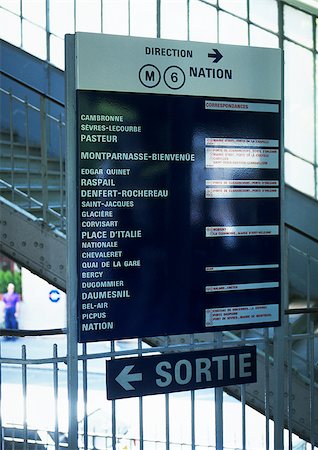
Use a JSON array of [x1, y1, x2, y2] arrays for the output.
[[208, 49, 223, 63]]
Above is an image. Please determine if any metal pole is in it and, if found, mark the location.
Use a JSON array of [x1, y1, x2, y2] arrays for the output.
[[65, 33, 79, 450], [215, 333, 223, 450], [82, 343, 88, 450], [22, 345, 27, 450], [53, 344, 59, 450]]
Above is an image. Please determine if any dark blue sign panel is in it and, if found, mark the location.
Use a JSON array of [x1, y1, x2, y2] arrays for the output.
[[77, 91, 281, 342], [106, 346, 257, 399]]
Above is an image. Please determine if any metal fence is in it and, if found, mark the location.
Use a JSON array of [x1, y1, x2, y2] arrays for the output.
[[0, 297, 317, 450]]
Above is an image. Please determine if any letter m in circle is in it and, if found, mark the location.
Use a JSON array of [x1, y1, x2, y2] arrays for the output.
[[145, 70, 155, 82], [139, 64, 160, 88]]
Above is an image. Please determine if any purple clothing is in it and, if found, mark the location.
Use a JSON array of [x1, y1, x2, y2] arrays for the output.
[[3, 292, 20, 312]]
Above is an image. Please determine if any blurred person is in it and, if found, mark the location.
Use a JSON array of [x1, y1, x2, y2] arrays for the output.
[[2, 282, 21, 339]]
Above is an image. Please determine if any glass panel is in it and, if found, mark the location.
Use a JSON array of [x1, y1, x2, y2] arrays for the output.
[[284, 41, 314, 163], [284, 5, 313, 48], [130, 0, 157, 38], [23, 0, 46, 27], [0, 0, 20, 14], [49, 0, 74, 36], [250, 25, 279, 48], [189, 0, 217, 43], [103, 0, 129, 36], [285, 153, 315, 197], [76, 0, 101, 32], [249, 0, 278, 33], [22, 19, 47, 59], [219, 11, 248, 45], [160, 0, 188, 40], [0, 8, 21, 46], [50, 34, 65, 70], [219, 0, 247, 19]]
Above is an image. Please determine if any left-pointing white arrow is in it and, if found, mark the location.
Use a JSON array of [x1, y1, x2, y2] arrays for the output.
[[115, 365, 143, 391]]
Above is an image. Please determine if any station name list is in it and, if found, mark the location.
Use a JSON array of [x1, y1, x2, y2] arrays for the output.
[[77, 91, 195, 340]]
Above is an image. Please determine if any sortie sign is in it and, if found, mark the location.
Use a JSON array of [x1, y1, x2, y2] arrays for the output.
[[66, 33, 282, 342], [106, 346, 257, 399]]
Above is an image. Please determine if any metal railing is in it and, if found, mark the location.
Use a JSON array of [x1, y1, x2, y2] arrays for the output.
[[0, 86, 66, 234]]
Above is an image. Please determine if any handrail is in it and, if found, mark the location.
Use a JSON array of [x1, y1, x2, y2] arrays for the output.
[[285, 222, 318, 245], [0, 69, 64, 108], [0, 179, 64, 221], [0, 86, 65, 125], [285, 307, 318, 315], [0, 328, 66, 337]]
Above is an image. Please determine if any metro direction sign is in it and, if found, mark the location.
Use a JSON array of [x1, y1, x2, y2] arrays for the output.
[[66, 33, 282, 342], [106, 346, 257, 399]]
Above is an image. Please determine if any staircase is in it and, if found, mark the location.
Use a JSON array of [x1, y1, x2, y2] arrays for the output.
[[0, 126, 66, 290]]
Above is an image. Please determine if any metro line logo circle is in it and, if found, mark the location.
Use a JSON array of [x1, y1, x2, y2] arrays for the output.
[[164, 66, 186, 90], [139, 64, 161, 88]]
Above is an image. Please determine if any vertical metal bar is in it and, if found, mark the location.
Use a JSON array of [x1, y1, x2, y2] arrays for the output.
[[74, 0, 77, 31], [240, 330, 246, 450], [273, 272, 287, 447], [20, 0, 23, 48], [312, 15, 317, 199], [309, 317, 315, 449], [65, 34, 79, 450], [100, 0, 104, 33], [247, 0, 251, 46], [9, 90, 14, 203], [22, 345, 27, 450], [215, 333, 223, 450], [216, 0, 220, 43], [82, 343, 88, 450], [187, 0, 190, 41], [24, 97, 31, 208], [157, 0, 161, 38], [111, 340, 117, 450], [241, 384, 246, 450], [53, 344, 59, 450], [273, 4, 285, 447], [128, 0, 131, 35], [0, 342, 3, 450], [45, 0, 50, 62], [264, 328, 270, 450], [306, 252, 311, 379], [165, 394, 170, 450], [13, 426, 16, 450], [287, 321, 293, 450], [40, 96, 49, 222], [138, 338, 144, 450], [188, 334, 195, 450], [58, 114, 65, 231], [190, 389, 195, 450]]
